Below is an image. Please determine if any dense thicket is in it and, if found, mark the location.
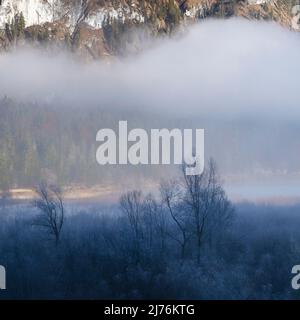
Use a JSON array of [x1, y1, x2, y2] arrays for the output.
[[0, 201, 298, 299]]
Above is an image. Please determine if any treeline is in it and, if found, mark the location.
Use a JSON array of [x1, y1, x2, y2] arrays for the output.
[[0, 98, 119, 190], [0, 98, 176, 191], [0, 98, 90, 189]]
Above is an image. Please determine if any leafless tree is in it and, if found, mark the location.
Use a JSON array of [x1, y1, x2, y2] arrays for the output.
[[182, 158, 234, 263], [118, 159, 234, 264], [142, 194, 157, 251], [120, 190, 144, 264], [33, 183, 65, 246], [160, 180, 189, 260], [141, 193, 169, 257]]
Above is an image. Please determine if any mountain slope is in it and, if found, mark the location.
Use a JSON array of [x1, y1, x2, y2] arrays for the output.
[[0, 0, 299, 59]]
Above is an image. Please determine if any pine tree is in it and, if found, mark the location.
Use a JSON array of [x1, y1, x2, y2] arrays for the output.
[[5, 23, 12, 42], [18, 12, 26, 36]]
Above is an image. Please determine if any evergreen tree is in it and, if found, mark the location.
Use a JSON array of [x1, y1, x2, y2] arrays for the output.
[[18, 12, 26, 36]]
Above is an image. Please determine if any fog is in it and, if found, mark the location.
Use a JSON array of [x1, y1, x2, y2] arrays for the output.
[[1, 18, 300, 201], [1, 19, 299, 116]]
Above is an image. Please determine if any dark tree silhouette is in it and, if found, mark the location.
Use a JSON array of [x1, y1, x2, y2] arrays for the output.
[[33, 183, 64, 246]]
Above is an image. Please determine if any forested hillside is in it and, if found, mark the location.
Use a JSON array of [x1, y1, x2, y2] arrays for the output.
[[0, 0, 299, 59]]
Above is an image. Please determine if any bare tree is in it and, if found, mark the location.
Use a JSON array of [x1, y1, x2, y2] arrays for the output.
[[146, 194, 168, 256], [33, 183, 65, 246], [120, 190, 144, 264], [142, 193, 170, 258], [142, 194, 157, 251], [160, 180, 189, 260], [118, 159, 234, 264], [182, 158, 234, 263]]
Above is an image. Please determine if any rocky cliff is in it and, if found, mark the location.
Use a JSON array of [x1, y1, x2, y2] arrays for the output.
[[0, 0, 299, 59]]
